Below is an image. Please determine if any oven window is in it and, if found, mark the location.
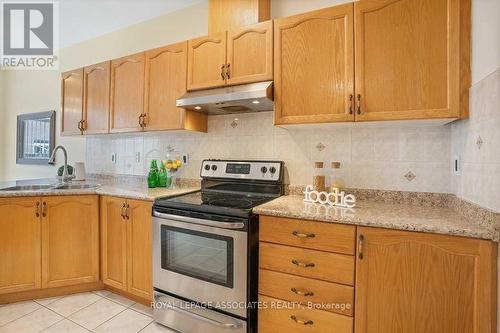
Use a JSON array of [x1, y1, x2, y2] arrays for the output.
[[161, 225, 234, 288]]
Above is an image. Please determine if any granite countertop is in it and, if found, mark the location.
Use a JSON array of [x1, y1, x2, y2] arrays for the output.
[[254, 195, 500, 241], [0, 178, 199, 201]]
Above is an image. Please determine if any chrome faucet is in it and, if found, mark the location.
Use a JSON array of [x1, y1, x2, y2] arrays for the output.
[[48, 145, 74, 184]]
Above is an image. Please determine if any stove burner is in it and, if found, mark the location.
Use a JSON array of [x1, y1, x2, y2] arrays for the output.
[[208, 198, 254, 209]]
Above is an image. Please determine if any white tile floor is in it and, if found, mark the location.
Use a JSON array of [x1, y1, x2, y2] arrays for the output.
[[0, 290, 176, 333]]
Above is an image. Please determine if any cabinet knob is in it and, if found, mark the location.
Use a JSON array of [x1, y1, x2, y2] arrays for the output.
[[292, 230, 315, 239], [348, 94, 353, 114], [290, 287, 314, 297], [291, 259, 315, 268], [356, 94, 362, 115], [35, 202, 40, 218], [221, 64, 226, 80], [226, 63, 231, 79], [41, 202, 47, 218], [290, 315, 313, 326]]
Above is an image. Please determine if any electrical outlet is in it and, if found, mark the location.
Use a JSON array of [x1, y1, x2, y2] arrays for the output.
[[135, 152, 141, 163], [111, 153, 117, 164], [453, 155, 461, 175], [182, 154, 189, 165]]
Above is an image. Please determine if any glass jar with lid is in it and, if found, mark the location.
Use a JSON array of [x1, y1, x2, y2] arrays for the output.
[[329, 161, 344, 192], [312, 162, 326, 192]]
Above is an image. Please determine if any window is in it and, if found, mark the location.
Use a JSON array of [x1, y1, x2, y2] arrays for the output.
[[16, 111, 55, 165]]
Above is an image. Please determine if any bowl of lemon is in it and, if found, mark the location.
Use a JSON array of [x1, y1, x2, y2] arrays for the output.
[[162, 156, 183, 188]]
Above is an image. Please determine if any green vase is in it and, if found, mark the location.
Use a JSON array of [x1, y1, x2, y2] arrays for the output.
[[147, 160, 159, 188]]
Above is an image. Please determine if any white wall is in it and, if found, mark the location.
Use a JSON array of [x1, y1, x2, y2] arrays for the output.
[[0, 71, 5, 180]]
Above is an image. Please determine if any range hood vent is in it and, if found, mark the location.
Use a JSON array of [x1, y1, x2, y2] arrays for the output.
[[176, 81, 273, 115]]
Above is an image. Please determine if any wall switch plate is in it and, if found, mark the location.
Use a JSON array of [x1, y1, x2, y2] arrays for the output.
[[111, 153, 117, 164], [453, 155, 460, 175], [182, 154, 189, 165]]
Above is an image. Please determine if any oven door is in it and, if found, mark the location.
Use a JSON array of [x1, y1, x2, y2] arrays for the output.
[[152, 211, 248, 318]]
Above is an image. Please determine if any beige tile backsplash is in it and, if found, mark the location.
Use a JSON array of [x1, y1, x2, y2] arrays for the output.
[[451, 69, 500, 212], [86, 111, 452, 193]]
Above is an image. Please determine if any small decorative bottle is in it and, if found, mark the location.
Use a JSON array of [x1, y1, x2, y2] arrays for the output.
[[312, 162, 326, 192], [157, 163, 167, 187], [147, 160, 159, 188], [329, 161, 343, 192]]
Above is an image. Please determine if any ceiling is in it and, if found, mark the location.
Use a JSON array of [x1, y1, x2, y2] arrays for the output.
[[58, 0, 203, 48]]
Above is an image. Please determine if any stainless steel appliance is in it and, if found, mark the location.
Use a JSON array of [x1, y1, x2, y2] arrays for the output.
[[152, 159, 284, 333], [176, 81, 273, 115]]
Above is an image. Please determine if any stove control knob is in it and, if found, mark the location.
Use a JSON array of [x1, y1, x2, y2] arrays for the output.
[[211, 165, 218, 171], [261, 166, 268, 174], [269, 166, 277, 174], [204, 164, 211, 171]]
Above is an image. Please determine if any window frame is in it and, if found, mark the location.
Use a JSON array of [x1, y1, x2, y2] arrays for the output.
[[16, 111, 56, 165]]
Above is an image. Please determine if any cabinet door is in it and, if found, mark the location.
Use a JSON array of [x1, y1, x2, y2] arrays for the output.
[[187, 31, 227, 90], [355, 227, 497, 333], [144, 42, 188, 131], [83, 61, 110, 134], [226, 20, 273, 85], [274, 4, 354, 125], [110, 53, 145, 133], [126, 199, 153, 301], [101, 196, 128, 291], [61, 69, 83, 136], [41, 196, 99, 288], [354, 0, 467, 121], [0, 197, 41, 294]]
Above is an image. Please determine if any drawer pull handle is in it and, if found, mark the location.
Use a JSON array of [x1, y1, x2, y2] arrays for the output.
[[291, 288, 314, 297], [291, 259, 315, 268], [290, 315, 313, 326], [358, 234, 364, 260], [292, 231, 315, 239]]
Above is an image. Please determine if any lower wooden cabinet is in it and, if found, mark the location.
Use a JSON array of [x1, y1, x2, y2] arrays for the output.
[[355, 227, 497, 333], [258, 295, 353, 333], [101, 196, 152, 301], [41, 196, 99, 288], [0, 197, 41, 294], [0, 196, 99, 295]]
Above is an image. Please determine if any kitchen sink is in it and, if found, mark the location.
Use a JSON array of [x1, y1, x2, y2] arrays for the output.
[[0, 183, 100, 191]]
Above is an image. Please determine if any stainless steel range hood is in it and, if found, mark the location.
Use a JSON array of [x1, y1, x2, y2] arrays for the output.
[[176, 81, 273, 115]]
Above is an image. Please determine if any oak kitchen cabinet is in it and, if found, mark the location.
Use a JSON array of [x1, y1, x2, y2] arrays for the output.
[[258, 216, 356, 332], [0, 196, 99, 295], [61, 68, 84, 135], [82, 61, 110, 134], [355, 227, 497, 333], [274, 4, 355, 124], [100, 196, 153, 301], [110, 53, 146, 133], [208, 0, 270, 34], [274, 0, 471, 125], [144, 42, 207, 132], [187, 20, 273, 90]]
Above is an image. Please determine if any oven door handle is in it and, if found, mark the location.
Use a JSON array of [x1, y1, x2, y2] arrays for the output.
[[168, 303, 243, 329], [153, 211, 245, 230]]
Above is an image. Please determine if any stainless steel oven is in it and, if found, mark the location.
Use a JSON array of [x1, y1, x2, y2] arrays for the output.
[[152, 160, 284, 333], [152, 211, 248, 318]]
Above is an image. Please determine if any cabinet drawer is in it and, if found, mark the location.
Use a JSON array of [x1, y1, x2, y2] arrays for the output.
[[259, 269, 353, 316], [259, 242, 355, 285], [260, 216, 355, 255], [258, 295, 353, 333]]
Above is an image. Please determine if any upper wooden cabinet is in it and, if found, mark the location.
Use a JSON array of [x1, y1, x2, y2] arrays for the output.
[[41, 196, 99, 289], [227, 20, 273, 85], [188, 20, 273, 90], [188, 31, 228, 90], [110, 53, 145, 133], [274, 5, 354, 125], [355, 227, 497, 333], [61, 69, 84, 136], [208, 0, 270, 34], [0, 197, 41, 295], [101, 196, 153, 302], [144, 42, 207, 132], [83, 61, 110, 134], [354, 0, 470, 121]]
